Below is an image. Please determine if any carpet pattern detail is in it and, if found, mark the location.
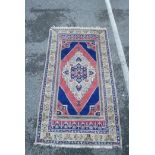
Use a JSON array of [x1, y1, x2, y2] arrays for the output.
[[35, 27, 122, 148]]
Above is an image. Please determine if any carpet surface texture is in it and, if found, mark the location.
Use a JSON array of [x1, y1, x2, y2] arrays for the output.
[[35, 27, 122, 148]]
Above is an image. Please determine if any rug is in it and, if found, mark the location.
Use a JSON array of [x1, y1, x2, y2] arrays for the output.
[[35, 27, 122, 148]]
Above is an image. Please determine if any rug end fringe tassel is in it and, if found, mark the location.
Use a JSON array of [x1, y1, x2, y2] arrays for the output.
[[50, 26, 107, 31]]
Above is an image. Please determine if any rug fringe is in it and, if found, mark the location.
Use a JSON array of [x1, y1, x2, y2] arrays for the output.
[[50, 26, 107, 30], [34, 142, 121, 149]]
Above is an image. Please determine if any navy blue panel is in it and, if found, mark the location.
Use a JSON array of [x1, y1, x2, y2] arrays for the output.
[[61, 42, 78, 60], [80, 42, 96, 61], [58, 87, 77, 115], [80, 87, 99, 115]]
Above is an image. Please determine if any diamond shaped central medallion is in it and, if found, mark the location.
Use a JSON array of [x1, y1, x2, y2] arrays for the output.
[[62, 51, 96, 100]]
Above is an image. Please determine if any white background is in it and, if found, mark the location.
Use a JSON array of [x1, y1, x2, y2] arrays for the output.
[[0, 0, 155, 154]]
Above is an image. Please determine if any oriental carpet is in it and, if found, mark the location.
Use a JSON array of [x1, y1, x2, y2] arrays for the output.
[[35, 27, 122, 148]]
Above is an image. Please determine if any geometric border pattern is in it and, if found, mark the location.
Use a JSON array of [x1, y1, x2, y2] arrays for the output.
[[35, 27, 122, 148]]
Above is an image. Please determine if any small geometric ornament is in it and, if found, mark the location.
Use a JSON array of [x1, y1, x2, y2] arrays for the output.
[[35, 27, 122, 148]]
